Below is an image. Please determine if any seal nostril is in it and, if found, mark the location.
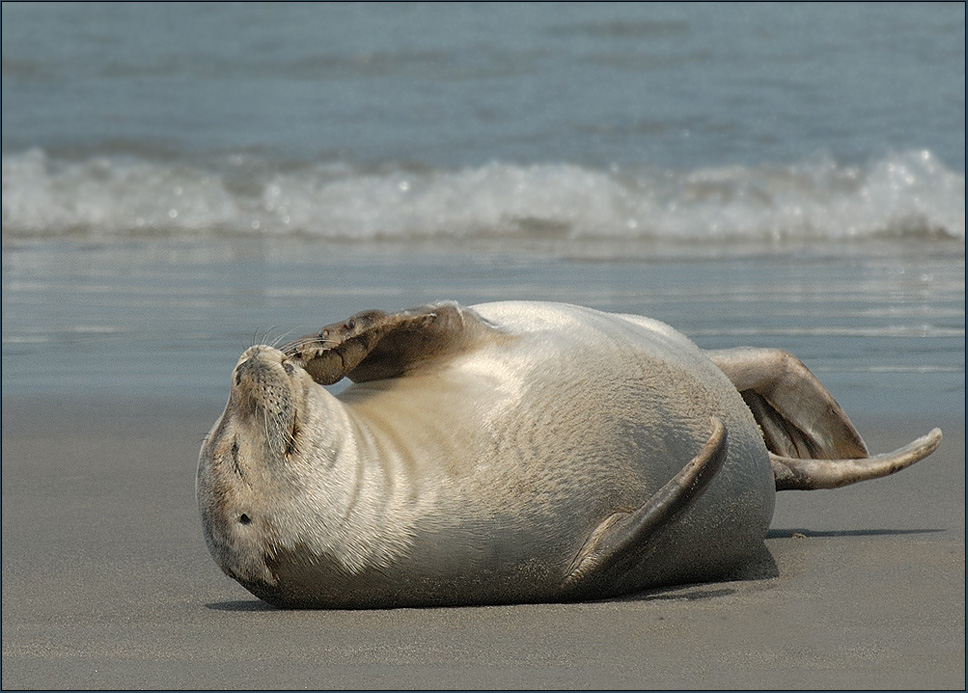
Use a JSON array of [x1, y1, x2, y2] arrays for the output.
[[283, 362, 295, 376], [239, 514, 252, 525]]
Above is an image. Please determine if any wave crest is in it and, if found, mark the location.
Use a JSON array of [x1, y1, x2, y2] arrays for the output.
[[2, 149, 963, 245]]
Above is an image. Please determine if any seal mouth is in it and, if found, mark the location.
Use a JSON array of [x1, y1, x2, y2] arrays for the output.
[[285, 416, 301, 458]]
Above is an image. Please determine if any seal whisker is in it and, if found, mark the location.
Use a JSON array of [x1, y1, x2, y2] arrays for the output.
[[270, 329, 297, 349], [287, 335, 339, 348], [280, 336, 339, 357], [260, 327, 278, 347]]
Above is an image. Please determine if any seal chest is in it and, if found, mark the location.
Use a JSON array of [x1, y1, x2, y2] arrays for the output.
[[198, 300, 941, 608]]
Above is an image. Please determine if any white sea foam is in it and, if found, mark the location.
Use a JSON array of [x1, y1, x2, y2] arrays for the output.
[[2, 149, 963, 246]]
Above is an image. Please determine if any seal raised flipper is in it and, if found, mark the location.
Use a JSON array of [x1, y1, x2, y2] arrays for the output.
[[563, 418, 728, 594], [706, 347, 868, 460], [282, 301, 508, 385]]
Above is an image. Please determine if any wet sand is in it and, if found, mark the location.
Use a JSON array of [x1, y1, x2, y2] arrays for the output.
[[1, 394, 963, 690]]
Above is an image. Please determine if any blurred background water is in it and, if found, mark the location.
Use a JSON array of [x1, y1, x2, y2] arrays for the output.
[[2, 2, 964, 419]]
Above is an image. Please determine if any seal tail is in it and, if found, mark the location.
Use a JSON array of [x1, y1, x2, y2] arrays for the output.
[[563, 417, 727, 591]]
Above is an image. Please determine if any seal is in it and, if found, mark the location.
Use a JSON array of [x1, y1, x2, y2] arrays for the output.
[[197, 301, 942, 608]]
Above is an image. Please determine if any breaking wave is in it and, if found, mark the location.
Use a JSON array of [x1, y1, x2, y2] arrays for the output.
[[2, 148, 963, 247]]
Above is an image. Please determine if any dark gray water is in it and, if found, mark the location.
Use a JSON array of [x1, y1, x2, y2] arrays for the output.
[[1, 3, 964, 417], [3, 3, 965, 169]]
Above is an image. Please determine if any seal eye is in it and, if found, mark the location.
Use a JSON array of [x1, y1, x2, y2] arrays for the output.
[[239, 514, 252, 525], [345, 320, 356, 330], [282, 362, 295, 376]]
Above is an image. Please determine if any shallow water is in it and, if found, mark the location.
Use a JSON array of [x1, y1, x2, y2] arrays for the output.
[[2, 238, 962, 421]]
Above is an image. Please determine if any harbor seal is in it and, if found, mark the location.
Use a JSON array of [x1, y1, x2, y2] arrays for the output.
[[197, 301, 942, 608]]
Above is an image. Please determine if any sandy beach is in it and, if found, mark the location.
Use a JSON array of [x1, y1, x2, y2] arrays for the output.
[[2, 392, 963, 690]]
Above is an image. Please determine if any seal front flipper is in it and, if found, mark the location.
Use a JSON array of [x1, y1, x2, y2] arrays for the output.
[[563, 418, 728, 594], [282, 302, 508, 385]]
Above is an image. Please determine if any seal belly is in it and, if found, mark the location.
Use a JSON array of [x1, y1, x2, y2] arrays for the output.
[[464, 302, 776, 595]]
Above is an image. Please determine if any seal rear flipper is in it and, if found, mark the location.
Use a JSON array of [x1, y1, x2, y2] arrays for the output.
[[281, 302, 508, 385], [705, 347, 869, 460], [771, 428, 942, 490], [706, 348, 943, 490], [562, 418, 728, 593]]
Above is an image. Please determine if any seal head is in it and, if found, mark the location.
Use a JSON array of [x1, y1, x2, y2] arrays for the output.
[[197, 344, 313, 592]]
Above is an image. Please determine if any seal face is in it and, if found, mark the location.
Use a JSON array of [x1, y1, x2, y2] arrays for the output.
[[198, 301, 941, 608], [197, 345, 309, 590]]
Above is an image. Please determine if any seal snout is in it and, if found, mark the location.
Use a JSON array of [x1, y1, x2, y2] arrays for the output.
[[235, 345, 287, 384], [229, 346, 304, 456], [233, 346, 303, 395]]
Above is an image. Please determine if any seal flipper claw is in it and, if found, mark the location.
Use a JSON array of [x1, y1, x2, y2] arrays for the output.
[[282, 302, 506, 385], [282, 309, 396, 385], [771, 427, 942, 490], [563, 418, 728, 591]]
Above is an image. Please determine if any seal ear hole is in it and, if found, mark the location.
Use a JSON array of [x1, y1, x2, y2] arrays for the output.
[[239, 513, 252, 525]]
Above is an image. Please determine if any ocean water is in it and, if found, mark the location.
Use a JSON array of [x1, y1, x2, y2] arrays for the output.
[[1, 3, 965, 420]]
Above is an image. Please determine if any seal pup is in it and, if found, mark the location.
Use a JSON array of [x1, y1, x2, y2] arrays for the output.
[[197, 301, 941, 608]]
